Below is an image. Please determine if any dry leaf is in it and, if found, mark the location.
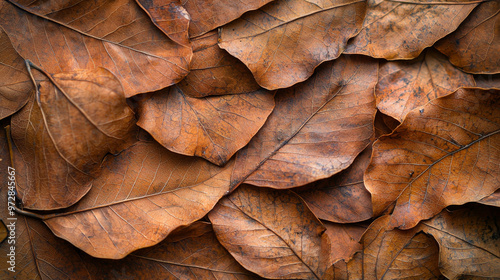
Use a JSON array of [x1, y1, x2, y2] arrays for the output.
[[478, 189, 500, 207], [474, 73, 500, 89], [219, 0, 367, 89], [209, 185, 331, 279], [365, 88, 500, 229], [324, 222, 365, 264]]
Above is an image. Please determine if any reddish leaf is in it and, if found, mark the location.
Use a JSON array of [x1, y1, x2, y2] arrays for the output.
[[137, 86, 275, 166], [376, 48, 475, 122], [182, 0, 274, 37], [43, 140, 234, 259], [231, 55, 377, 189], [297, 146, 373, 223], [219, 0, 367, 89], [209, 185, 331, 279], [11, 68, 136, 210], [0, 0, 191, 97], [421, 206, 500, 279], [179, 31, 261, 98], [365, 88, 500, 229], [435, 1, 500, 74], [345, 0, 477, 59]]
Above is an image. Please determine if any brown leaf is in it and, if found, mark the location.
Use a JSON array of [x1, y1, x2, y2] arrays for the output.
[[231, 55, 377, 189], [11, 67, 136, 210], [421, 206, 500, 279], [345, 0, 477, 60], [297, 146, 373, 223], [208, 185, 331, 279], [0, 28, 32, 120], [474, 74, 500, 89], [0, 0, 191, 97], [324, 222, 365, 264], [374, 110, 400, 138], [137, 86, 275, 166], [365, 88, 500, 229], [376, 48, 475, 122], [219, 0, 367, 89], [43, 140, 234, 259], [478, 189, 500, 207], [182, 0, 274, 37], [361, 216, 441, 280], [435, 1, 500, 74], [178, 31, 261, 98]]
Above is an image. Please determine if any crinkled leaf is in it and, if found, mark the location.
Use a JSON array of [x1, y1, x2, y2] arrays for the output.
[[11, 68, 136, 210], [365, 88, 500, 229], [209, 185, 331, 280], [0, 0, 191, 97], [231, 55, 377, 189], [219, 0, 367, 89], [137, 86, 275, 166]]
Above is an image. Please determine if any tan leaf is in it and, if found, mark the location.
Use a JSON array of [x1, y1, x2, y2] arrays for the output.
[[208, 185, 331, 279], [345, 0, 477, 59], [43, 140, 234, 259], [11, 67, 136, 210], [376, 48, 475, 122], [0, 0, 191, 97], [231, 55, 377, 189], [365, 88, 500, 229], [435, 1, 500, 74], [137, 86, 275, 166], [219, 0, 367, 89]]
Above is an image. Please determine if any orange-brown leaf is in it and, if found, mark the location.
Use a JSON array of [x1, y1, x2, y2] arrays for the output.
[[324, 222, 365, 264], [478, 189, 500, 207], [365, 88, 500, 229], [219, 0, 367, 89]]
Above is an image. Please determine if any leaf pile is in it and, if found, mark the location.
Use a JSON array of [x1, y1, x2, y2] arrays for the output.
[[0, 0, 499, 279]]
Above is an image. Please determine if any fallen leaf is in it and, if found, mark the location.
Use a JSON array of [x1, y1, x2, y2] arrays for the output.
[[435, 1, 500, 74], [0, 0, 191, 97], [178, 31, 261, 98], [0, 28, 33, 120], [182, 0, 274, 37], [137, 86, 275, 166], [231, 55, 377, 189], [297, 146, 373, 223], [11, 67, 136, 210], [374, 110, 399, 138], [209, 185, 331, 279], [344, 0, 477, 59], [421, 205, 500, 279], [324, 222, 366, 264], [478, 189, 500, 207], [365, 88, 500, 229], [474, 73, 500, 89], [219, 0, 367, 89], [43, 139, 234, 259], [376, 48, 475, 122]]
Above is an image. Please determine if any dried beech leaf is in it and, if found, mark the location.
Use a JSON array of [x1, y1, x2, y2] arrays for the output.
[[0, 0, 191, 97], [231, 55, 377, 189], [324, 222, 365, 264], [362, 216, 441, 280], [374, 110, 399, 138], [474, 74, 500, 89], [435, 1, 500, 74], [137, 86, 275, 166], [179, 31, 261, 98], [376, 48, 475, 122], [11, 68, 136, 210], [219, 0, 367, 89], [297, 146, 373, 223], [44, 140, 234, 259], [344, 0, 477, 59], [365, 88, 500, 229], [0, 28, 32, 120], [478, 189, 500, 207], [421, 206, 500, 279], [209, 185, 331, 279], [182, 0, 274, 37]]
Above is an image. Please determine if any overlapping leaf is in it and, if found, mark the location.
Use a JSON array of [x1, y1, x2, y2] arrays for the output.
[[324, 222, 365, 264], [344, 0, 477, 59], [478, 189, 499, 207], [43, 140, 234, 259], [231, 55, 377, 189], [435, 0, 500, 74], [137, 86, 275, 166], [219, 0, 367, 89], [0, 0, 191, 97], [11, 67, 136, 210], [209, 185, 331, 279], [474, 73, 500, 89], [365, 88, 500, 229], [376, 48, 475, 121]]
